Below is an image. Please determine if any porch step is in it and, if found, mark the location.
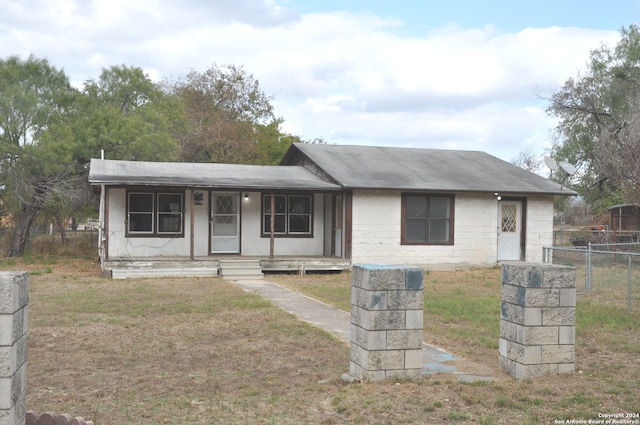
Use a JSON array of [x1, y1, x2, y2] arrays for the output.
[[103, 260, 219, 280], [219, 259, 264, 280]]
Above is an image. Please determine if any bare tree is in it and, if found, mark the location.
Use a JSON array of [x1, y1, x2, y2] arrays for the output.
[[167, 64, 284, 164], [593, 94, 640, 203], [510, 146, 543, 173]]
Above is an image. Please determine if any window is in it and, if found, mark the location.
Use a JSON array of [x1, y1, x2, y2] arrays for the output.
[[127, 191, 184, 236], [402, 193, 454, 244], [262, 194, 312, 236], [501, 204, 517, 232]]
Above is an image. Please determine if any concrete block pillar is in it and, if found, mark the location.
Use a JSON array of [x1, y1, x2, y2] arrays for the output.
[[499, 262, 576, 379], [348, 264, 424, 381], [0, 272, 29, 425]]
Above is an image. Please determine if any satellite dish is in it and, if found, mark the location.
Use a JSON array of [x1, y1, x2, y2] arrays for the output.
[[544, 157, 559, 171], [558, 161, 577, 175]]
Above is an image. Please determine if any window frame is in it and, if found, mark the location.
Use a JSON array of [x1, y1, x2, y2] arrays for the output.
[[401, 193, 454, 245], [126, 190, 185, 237], [261, 193, 313, 238]]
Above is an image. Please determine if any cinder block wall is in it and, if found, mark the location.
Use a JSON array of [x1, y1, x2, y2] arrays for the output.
[[349, 264, 424, 381], [499, 263, 576, 379], [0, 272, 29, 425]]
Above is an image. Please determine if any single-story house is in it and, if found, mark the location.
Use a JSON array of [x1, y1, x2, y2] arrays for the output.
[[88, 143, 575, 278]]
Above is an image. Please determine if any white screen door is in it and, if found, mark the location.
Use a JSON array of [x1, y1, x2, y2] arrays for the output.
[[497, 201, 522, 261], [211, 192, 240, 254]]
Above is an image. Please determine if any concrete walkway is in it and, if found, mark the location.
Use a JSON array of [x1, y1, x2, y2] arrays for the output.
[[232, 279, 494, 382]]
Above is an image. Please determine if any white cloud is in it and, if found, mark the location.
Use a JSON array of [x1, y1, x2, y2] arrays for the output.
[[0, 0, 622, 160]]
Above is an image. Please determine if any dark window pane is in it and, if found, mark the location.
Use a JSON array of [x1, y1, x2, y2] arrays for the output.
[[264, 215, 286, 233], [430, 197, 450, 218], [429, 219, 450, 242], [405, 219, 426, 242], [406, 196, 427, 217], [129, 213, 153, 232], [129, 193, 153, 212], [289, 215, 310, 233], [158, 194, 182, 213], [263, 195, 287, 213], [159, 215, 181, 233], [289, 196, 310, 214]]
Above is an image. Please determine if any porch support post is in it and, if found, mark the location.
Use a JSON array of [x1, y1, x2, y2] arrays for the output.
[[270, 192, 275, 260], [190, 189, 195, 260], [104, 186, 110, 261]]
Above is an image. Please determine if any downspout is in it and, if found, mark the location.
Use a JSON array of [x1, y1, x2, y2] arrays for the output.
[[98, 150, 106, 263], [190, 189, 195, 260], [98, 184, 105, 262], [270, 192, 275, 259]]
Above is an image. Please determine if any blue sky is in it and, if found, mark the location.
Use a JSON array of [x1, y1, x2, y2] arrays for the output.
[[0, 0, 635, 164], [284, 0, 640, 32]]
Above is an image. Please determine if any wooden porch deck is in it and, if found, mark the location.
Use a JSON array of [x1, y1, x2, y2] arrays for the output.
[[101, 256, 352, 279]]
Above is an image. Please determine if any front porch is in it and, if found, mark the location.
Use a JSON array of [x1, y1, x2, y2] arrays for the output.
[[101, 256, 352, 279]]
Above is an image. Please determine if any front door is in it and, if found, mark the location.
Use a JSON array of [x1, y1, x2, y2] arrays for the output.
[[497, 200, 523, 261], [211, 192, 240, 254]]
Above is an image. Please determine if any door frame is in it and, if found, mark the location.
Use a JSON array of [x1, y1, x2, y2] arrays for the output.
[[497, 197, 526, 261], [332, 194, 343, 257], [210, 191, 241, 254]]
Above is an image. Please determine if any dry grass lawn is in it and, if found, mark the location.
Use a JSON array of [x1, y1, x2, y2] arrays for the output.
[[1, 255, 638, 424]]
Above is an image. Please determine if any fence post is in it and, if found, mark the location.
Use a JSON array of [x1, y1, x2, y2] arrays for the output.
[[628, 254, 633, 312], [586, 243, 592, 293]]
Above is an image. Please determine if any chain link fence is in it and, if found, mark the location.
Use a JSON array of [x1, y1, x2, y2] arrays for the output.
[[553, 229, 640, 246], [543, 243, 640, 311], [0, 227, 98, 257]]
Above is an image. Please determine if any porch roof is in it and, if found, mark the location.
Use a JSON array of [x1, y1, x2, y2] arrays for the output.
[[88, 159, 341, 191]]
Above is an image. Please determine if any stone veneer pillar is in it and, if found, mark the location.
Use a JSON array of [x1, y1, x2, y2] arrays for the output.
[[500, 262, 576, 379], [0, 272, 29, 425], [348, 264, 424, 382]]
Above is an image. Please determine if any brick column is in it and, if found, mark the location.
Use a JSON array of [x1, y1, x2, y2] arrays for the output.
[[0, 272, 29, 425], [499, 262, 576, 379], [348, 264, 423, 382]]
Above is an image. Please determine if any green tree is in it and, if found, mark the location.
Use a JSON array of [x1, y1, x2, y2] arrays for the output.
[[547, 25, 640, 211], [0, 55, 77, 257], [0, 60, 185, 257], [168, 64, 289, 164], [39, 65, 185, 244], [62, 65, 183, 164]]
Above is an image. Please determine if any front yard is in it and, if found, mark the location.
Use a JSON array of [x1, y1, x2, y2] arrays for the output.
[[3, 256, 638, 424]]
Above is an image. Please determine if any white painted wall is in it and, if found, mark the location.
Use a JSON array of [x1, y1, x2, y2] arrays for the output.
[[106, 188, 209, 258], [524, 195, 555, 263], [107, 189, 327, 258], [105, 187, 554, 264], [350, 190, 554, 270], [239, 192, 326, 256]]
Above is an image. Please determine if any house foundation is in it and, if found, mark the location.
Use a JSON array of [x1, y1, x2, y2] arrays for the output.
[[0, 272, 28, 425], [347, 264, 424, 382], [499, 262, 576, 379]]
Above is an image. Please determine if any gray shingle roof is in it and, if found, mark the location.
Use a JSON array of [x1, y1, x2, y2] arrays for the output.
[[284, 143, 575, 195], [88, 158, 341, 190]]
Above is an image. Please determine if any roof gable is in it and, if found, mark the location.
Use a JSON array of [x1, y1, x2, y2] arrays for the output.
[[282, 143, 575, 195]]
